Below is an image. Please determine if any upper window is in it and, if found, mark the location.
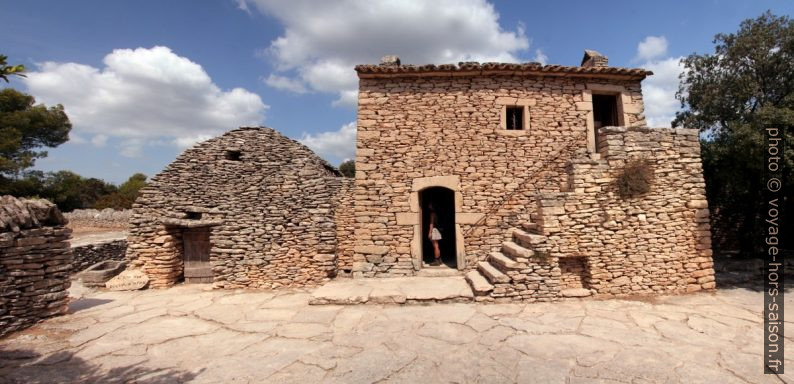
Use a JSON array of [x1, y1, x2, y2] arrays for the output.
[[506, 106, 524, 130], [592, 94, 619, 129]]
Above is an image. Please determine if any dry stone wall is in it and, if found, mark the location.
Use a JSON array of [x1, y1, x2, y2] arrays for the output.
[[334, 179, 356, 274], [65, 209, 130, 229], [0, 196, 72, 338], [126, 127, 349, 289], [537, 127, 714, 296], [353, 71, 646, 276], [71, 239, 127, 274]]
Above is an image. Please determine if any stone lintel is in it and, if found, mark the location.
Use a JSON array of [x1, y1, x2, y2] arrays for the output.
[[411, 175, 460, 192]]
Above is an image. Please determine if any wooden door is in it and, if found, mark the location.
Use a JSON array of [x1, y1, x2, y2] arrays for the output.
[[183, 229, 212, 283]]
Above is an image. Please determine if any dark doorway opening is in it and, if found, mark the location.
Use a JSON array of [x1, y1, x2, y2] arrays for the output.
[[182, 228, 212, 283], [592, 94, 619, 129], [420, 187, 457, 268]]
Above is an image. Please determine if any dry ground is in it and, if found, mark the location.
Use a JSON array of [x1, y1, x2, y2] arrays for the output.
[[0, 279, 791, 383]]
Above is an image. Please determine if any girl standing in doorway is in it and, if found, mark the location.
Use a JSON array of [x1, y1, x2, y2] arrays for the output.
[[428, 203, 442, 266]]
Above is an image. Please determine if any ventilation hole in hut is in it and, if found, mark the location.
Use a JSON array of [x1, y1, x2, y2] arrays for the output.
[[185, 211, 202, 220], [225, 150, 242, 161]]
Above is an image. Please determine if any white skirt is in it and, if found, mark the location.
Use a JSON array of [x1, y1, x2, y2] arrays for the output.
[[431, 228, 442, 240]]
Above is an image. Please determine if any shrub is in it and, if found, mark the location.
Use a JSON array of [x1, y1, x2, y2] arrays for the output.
[[615, 158, 654, 198]]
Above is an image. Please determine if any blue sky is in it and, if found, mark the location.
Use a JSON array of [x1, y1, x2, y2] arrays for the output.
[[1, 0, 791, 184]]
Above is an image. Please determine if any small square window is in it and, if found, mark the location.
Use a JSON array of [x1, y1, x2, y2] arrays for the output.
[[225, 150, 242, 161], [185, 211, 202, 220], [506, 106, 524, 130]]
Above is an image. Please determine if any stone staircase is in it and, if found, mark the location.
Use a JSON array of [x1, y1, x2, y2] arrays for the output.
[[464, 219, 550, 300], [465, 216, 592, 301]]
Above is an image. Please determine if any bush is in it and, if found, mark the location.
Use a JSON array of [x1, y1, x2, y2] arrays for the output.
[[615, 158, 654, 198], [339, 160, 355, 178]]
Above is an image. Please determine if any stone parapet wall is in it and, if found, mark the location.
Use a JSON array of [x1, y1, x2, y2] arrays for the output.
[[126, 127, 348, 289], [353, 73, 646, 277], [70, 239, 127, 274], [536, 127, 714, 296], [1, 196, 72, 338], [65, 209, 130, 229]]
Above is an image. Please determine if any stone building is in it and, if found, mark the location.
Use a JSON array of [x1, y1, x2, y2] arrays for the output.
[[126, 50, 714, 301], [350, 51, 714, 300], [125, 127, 353, 289]]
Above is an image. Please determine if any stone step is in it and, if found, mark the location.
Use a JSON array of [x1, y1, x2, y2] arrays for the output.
[[489, 251, 523, 271], [501, 241, 534, 260], [465, 270, 493, 295], [511, 228, 547, 248], [477, 261, 510, 283], [417, 266, 461, 277], [561, 288, 592, 298]]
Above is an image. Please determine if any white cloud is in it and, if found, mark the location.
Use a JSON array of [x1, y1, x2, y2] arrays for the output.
[[241, 0, 529, 106], [23, 46, 268, 156], [642, 57, 684, 127], [69, 133, 87, 145], [235, 0, 251, 14], [533, 49, 548, 65], [91, 134, 108, 147], [636, 36, 668, 62], [263, 74, 308, 93], [299, 121, 356, 162]]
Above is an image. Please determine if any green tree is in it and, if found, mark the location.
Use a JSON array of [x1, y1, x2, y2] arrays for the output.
[[339, 159, 355, 178], [42, 170, 117, 212], [94, 173, 147, 209], [0, 55, 26, 82], [0, 88, 72, 176], [674, 11, 793, 255]]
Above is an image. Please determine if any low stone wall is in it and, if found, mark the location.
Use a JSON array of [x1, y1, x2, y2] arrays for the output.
[[537, 127, 715, 296], [71, 239, 127, 274], [65, 209, 130, 229], [1, 196, 72, 338]]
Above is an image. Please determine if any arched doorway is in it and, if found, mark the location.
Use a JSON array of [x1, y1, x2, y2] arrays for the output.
[[420, 187, 457, 267]]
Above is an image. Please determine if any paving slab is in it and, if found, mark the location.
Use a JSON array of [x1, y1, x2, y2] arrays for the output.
[[0, 281, 792, 383], [311, 276, 474, 305]]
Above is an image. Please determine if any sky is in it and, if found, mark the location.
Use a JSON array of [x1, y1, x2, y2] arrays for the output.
[[1, 0, 792, 184]]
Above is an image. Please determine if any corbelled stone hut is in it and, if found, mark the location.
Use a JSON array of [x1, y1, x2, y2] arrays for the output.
[[125, 127, 353, 289]]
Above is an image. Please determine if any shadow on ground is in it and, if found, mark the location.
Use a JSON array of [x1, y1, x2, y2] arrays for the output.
[[713, 256, 794, 292], [67, 298, 113, 314], [0, 348, 199, 384]]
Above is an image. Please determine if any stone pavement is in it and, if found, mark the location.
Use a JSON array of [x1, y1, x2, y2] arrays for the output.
[[0, 282, 792, 383], [310, 276, 474, 304]]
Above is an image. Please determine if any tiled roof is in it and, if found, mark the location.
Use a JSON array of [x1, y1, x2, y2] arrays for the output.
[[355, 62, 652, 79]]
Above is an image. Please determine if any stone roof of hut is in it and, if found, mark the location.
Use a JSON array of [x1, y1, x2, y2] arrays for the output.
[[151, 126, 341, 185]]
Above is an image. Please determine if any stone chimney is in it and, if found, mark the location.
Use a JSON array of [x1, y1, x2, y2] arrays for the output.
[[581, 50, 608, 67], [379, 55, 401, 66]]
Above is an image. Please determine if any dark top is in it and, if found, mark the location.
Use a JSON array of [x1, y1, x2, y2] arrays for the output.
[[430, 212, 439, 227]]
